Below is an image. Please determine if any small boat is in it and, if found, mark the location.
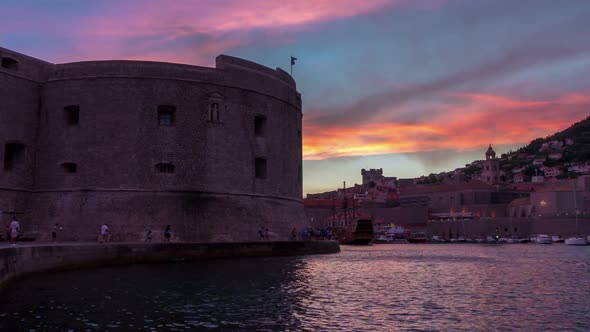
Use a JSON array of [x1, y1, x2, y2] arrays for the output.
[[497, 237, 510, 243], [407, 232, 428, 243], [536, 234, 552, 244], [551, 235, 564, 243], [431, 235, 443, 242], [485, 236, 497, 243], [374, 234, 395, 244], [564, 236, 588, 246]]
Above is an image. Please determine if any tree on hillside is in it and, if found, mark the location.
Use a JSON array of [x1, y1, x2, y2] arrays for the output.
[[462, 165, 481, 181], [518, 137, 545, 154], [543, 159, 559, 167]]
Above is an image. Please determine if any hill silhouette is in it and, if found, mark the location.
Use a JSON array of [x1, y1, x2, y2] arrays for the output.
[[515, 115, 590, 162]]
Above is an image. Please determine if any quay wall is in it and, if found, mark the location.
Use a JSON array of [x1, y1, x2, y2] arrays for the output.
[[0, 241, 340, 288], [427, 217, 590, 239]]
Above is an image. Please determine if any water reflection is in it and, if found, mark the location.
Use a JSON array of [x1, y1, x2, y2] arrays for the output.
[[1, 244, 589, 331]]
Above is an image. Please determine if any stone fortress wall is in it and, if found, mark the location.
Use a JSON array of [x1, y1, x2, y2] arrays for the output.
[[0, 46, 306, 242]]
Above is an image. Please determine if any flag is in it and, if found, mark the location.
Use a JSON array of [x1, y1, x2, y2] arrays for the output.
[[291, 56, 297, 66]]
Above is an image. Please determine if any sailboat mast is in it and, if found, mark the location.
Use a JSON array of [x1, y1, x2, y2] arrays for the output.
[[343, 181, 347, 226], [573, 179, 579, 233]]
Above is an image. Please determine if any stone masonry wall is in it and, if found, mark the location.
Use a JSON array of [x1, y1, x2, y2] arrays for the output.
[[0, 47, 305, 242]]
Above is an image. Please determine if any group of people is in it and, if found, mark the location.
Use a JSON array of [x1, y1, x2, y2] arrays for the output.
[[258, 226, 270, 240], [143, 225, 172, 243], [99, 224, 173, 243], [5, 218, 64, 245], [4, 221, 316, 244], [4, 219, 174, 244], [300, 227, 332, 240]]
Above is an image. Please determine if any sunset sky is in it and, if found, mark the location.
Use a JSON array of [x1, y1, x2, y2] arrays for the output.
[[2, 0, 590, 195]]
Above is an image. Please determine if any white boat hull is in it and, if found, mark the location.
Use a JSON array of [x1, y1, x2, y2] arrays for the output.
[[536, 234, 552, 244], [565, 237, 588, 246]]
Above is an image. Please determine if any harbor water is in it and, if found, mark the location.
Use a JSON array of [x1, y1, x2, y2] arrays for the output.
[[1, 244, 589, 331]]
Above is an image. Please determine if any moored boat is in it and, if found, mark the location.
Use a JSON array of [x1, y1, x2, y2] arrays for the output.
[[327, 211, 374, 245], [407, 232, 428, 243], [536, 234, 552, 244], [551, 235, 564, 243], [564, 236, 588, 246], [374, 234, 394, 244]]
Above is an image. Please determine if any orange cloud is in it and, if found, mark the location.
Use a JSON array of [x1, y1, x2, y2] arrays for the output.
[[303, 91, 590, 160]]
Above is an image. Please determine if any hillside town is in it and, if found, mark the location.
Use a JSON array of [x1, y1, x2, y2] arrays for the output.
[[304, 117, 590, 241]]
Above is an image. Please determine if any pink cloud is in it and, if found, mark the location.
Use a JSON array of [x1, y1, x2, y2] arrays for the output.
[[36, 0, 448, 64], [56, 0, 414, 63]]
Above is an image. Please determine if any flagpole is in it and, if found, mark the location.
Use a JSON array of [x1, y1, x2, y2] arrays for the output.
[[290, 55, 293, 76]]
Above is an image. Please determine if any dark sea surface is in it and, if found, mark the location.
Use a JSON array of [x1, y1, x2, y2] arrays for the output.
[[1, 244, 589, 331]]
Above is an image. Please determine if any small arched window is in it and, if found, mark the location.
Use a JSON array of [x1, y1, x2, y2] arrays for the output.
[[209, 103, 220, 122]]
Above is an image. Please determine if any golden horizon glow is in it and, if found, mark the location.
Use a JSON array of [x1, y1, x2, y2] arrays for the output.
[[303, 92, 590, 160]]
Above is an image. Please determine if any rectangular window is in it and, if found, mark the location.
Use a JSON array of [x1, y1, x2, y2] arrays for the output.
[[254, 115, 266, 137], [61, 163, 77, 173], [4, 143, 25, 171], [255, 158, 267, 179], [156, 163, 175, 173], [64, 105, 80, 125], [158, 105, 176, 126]]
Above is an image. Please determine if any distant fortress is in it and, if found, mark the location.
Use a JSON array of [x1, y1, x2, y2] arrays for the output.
[[0, 47, 306, 242]]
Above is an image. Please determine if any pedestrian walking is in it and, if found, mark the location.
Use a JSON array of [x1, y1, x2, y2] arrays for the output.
[[291, 227, 297, 241], [100, 223, 109, 243], [9, 217, 20, 245], [258, 226, 265, 240], [52, 223, 62, 242], [264, 227, 269, 240], [146, 229, 152, 242], [164, 225, 171, 243]]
